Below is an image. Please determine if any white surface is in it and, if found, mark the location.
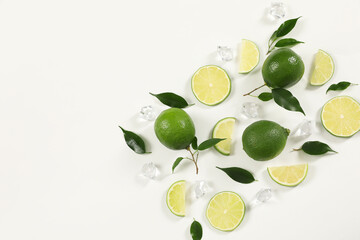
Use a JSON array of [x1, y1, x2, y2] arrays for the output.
[[1, 0, 360, 239]]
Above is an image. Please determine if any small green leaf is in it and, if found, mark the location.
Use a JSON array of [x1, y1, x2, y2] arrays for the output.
[[172, 157, 184, 173], [296, 141, 337, 155], [258, 92, 273, 101], [198, 138, 225, 151], [326, 81, 355, 94], [272, 88, 305, 115], [119, 126, 150, 154], [191, 137, 198, 150], [269, 30, 278, 45], [276, 17, 301, 38], [275, 38, 304, 48], [150, 92, 193, 108], [190, 219, 203, 240], [216, 166, 255, 184]]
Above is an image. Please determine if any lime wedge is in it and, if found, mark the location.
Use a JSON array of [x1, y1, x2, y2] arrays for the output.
[[238, 39, 260, 73], [191, 65, 231, 106], [268, 163, 308, 187], [321, 96, 360, 137], [206, 191, 245, 231], [212, 117, 236, 155], [166, 180, 185, 217], [310, 49, 334, 85]]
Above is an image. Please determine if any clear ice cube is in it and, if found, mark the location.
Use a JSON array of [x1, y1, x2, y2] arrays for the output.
[[291, 119, 312, 138], [255, 188, 272, 203], [269, 2, 286, 19], [194, 180, 210, 199], [141, 162, 159, 179], [139, 105, 156, 121], [241, 102, 259, 118], [217, 46, 233, 61]]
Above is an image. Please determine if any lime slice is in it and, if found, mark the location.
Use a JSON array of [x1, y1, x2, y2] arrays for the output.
[[238, 39, 260, 73], [206, 191, 245, 231], [166, 180, 185, 217], [268, 163, 308, 187], [191, 65, 231, 106], [321, 96, 360, 137], [310, 49, 334, 85], [212, 117, 236, 155]]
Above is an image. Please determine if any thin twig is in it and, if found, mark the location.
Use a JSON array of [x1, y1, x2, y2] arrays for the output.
[[243, 84, 267, 96]]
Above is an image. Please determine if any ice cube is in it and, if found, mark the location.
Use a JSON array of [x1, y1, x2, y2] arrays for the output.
[[241, 102, 259, 118], [269, 2, 286, 20], [194, 180, 210, 199], [217, 46, 233, 61], [141, 162, 159, 180], [255, 188, 272, 203], [291, 119, 312, 138], [139, 105, 156, 121]]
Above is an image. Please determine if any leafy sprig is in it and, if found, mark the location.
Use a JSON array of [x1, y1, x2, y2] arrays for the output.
[[150, 92, 194, 108], [326, 81, 357, 94], [293, 141, 337, 155], [267, 17, 304, 54], [172, 137, 225, 174]]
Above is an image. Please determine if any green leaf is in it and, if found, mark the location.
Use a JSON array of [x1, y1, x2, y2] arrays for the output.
[[216, 166, 255, 184], [269, 30, 278, 45], [191, 137, 198, 150], [190, 219, 203, 240], [150, 92, 193, 108], [275, 38, 304, 48], [326, 81, 354, 94], [276, 17, 301, 38], [172, 157, 184, 173], [198, 138, 225, 151], [297, 141, 337, 155], [258, 92, 273, 101], [119, 126, 150, 154], [272, 88, 305, 115]]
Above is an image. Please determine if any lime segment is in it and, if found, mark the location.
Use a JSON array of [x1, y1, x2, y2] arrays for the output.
[[206, 191, 245, 231], [268, 163, 308, 187], [238, 39, 260, 73], [212, 117, 236, 155], [166, 180, 186, 217], [191, 65, 231, 106], [310, 49, 334, 86], [321, 96, 360, 137]]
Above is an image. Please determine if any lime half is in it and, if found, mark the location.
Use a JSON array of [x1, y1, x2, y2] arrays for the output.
[[310, 49, 334, 86], [268, 163, 308, 187], [191, 65, 231, 106], [206, 191, 245, 231], [321, 96, 360, 137], [238, 39, 260, 73], [166, 180, 186, 217], [212, 117, 236, 155]]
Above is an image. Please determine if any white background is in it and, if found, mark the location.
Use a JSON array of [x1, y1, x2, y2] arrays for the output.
[[1, 0, 360, 239]]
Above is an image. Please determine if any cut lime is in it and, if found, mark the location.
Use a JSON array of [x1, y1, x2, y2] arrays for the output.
[[268, 163, 308, 187], [191, 65, 231, 106], [310, 49, 334, 86], [212, 117, 236, 155], [206, 191, 245, 231], [321, 96, 360, 137], [166, 180, 185, 217], [238, 39, 260, 73]]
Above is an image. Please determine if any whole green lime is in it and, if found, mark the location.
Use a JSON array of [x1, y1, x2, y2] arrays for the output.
[[154, 108, 195, 150], [262, 48, 305, 88], [242, 120, 289, 161]]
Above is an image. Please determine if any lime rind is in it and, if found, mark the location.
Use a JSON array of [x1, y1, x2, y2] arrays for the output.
[[212, 117, 236, 156], [267, 164, 308, 187], [310, 49, 335, 86], [191, 65, 231, 106], [206, 191, 246, 232], [166, 180, 186, 217], [238, 39, 260, 74], [321, 96, 360, 137]]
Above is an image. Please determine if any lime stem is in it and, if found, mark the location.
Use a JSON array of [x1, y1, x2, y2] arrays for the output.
[[186, 146, 199, 174], [292, 148, 302, 152], [243, 84, 267, 96]]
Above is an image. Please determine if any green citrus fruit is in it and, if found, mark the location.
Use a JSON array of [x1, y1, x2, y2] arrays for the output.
[[154, 108, 195, 150], [242, 120, 289, 161], [262, 48, 305, 88]]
